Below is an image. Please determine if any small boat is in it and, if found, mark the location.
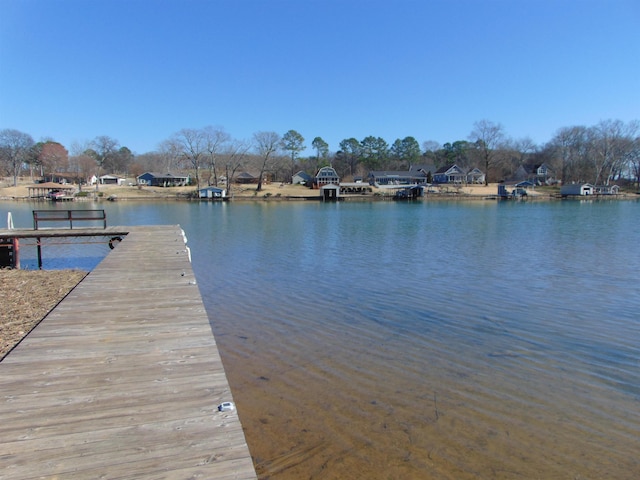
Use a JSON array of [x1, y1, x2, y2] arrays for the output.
[[47, 189, 66, 201]]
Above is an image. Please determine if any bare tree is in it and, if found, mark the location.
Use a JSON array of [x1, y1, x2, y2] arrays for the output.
[[203, 126, 230, 186], [88, 135, 120, 188], [111, 147, 133, 175], [39, 141, 69, 178], [468, 120, 506, 184], [68, 140, 92, 185], [628, 136, 640, 188], [173, 128, 207, 189], [68, 153, 96, 186], [223, 139, 251, 196], [590, 119, 638, 185], [548, 126, 590, 183], [0, 129, 35, 186], [253, 131, 281, 192], [504, 136, 537, 179], [158, 139, 183, 173]]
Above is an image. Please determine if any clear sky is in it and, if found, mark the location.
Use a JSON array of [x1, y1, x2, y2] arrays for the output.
[[1, 0, 638, 155]]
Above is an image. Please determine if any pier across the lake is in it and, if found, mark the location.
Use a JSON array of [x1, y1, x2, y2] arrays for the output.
[[0, 225, 257, 479]]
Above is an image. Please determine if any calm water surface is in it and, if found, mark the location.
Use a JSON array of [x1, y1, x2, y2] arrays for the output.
[[3, 199, 640, 479]]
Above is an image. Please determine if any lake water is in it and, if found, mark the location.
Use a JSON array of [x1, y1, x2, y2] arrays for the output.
[[3, 199, 640, 479]]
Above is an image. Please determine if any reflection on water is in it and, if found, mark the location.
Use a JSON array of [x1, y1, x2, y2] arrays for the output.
[[3, 199, 640, 478]]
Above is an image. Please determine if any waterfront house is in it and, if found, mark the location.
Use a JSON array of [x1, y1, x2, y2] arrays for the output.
[[292, 171, 313, 185], [433, 164, 467, 184], [137, 172, 190, 187], [410, 165, 437, 183], [98, 174, 125, 185], [466, 168, 486, 184], [514, 163, 555, 185], [235, 172, 259, 184], [314, 166, 340, 187]]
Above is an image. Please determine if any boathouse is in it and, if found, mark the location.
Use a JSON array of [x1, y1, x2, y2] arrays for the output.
[[320, 183, 340, 201], [367, 170, 427, 185], [561, 183, 594, 196], [198, 186, 227, 199], [594, 185, 620, 195], [27, 182, 76, 199], [393, 185, 424, 199]]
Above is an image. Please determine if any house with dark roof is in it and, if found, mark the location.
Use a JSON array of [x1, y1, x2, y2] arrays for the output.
[[433, 164, 467, 184], [137, 172, 190, 187], [514, 163, 555, 185], [410, 164, 438, 176], [235, 172, 259, 184], [292, 170, 313, 185], [367, 170, 429, 186]]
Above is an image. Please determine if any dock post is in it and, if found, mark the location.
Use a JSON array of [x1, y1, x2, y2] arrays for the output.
[[37, 237, 43, 269]]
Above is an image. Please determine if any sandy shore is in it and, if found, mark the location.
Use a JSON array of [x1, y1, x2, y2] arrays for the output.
[[0, 269, 86, 359], [0, 180, 548, 202]]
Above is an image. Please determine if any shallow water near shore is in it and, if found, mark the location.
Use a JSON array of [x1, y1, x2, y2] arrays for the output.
[[3, 199, 640, 478]]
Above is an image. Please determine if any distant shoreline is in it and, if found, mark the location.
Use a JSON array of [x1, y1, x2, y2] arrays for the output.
[[1, 181, 637, 203]]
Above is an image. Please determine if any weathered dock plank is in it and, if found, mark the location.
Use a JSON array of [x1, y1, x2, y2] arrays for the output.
[[0, 225, 257, 479]]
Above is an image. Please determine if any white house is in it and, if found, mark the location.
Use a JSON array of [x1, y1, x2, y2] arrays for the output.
[[315, 166, 340, 186], [99, 174, 125, 185], [466, 168, 486, 184]]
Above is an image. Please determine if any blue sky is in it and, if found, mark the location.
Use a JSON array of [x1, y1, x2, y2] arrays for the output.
[[1, 0, 638, 155]]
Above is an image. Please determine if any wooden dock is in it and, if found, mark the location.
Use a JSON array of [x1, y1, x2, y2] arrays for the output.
[[0, 225, 257, 479]]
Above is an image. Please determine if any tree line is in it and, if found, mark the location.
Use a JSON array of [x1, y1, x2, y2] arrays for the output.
[[1, 119, 639, 191]]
